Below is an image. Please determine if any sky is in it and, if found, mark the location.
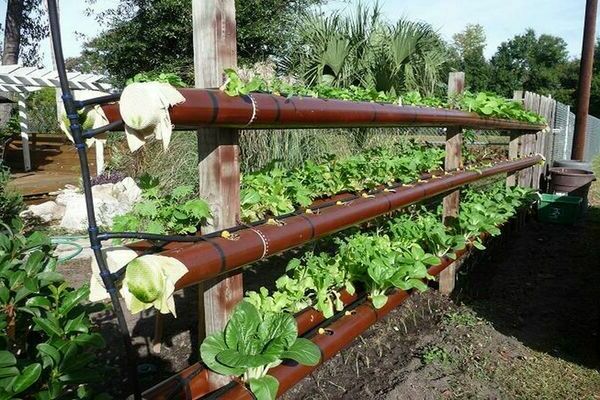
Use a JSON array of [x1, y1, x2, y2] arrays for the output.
[[0, 0, 596, 68]]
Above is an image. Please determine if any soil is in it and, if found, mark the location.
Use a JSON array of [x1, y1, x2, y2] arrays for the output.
[[58, 182, 600, 399]]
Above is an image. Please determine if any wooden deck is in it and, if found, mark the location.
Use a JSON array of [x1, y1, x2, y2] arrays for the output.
[[5, 134, 97, 201]]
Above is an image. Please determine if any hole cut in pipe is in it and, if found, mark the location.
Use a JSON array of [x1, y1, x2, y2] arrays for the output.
[[318, 328, 335, 336]]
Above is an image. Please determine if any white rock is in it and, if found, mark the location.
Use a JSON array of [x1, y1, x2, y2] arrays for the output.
[[20, 201, 65, 223], [114, 177, 142, 204], [54, 177, 141, 232]]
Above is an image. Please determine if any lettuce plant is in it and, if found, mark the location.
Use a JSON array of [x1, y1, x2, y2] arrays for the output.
[[337, 234, 437, 309], [201, 302, 320, 400]]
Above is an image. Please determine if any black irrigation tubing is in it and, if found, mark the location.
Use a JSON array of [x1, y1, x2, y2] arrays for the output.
[[82, 119, 124, 139], [46, 2, 142, 399]]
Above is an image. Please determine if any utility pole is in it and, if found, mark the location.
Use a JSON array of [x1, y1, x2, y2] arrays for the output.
[[572, 0, 598, 160]]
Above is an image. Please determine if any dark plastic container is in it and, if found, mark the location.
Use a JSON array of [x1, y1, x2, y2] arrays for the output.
[[553, 160, 592, 172], [548, 168, 596, 214]]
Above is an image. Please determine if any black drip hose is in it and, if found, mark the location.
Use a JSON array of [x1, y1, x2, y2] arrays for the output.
[[45, 2, 142, 399]]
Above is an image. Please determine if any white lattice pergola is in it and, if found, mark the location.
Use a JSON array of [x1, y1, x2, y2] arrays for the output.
[[0, 65, 113, 172]]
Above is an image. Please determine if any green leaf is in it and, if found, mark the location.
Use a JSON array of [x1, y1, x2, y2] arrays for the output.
[[216, 349, 274, 369], [0, 351, 16, 368], [72, 333, 105, 349], [36, 343, 61, 368], [33, 317, 64, 337], [25, 296, 51, 310], [281, 338, 320, 366], [64, 313, 89, 334], [248, 376, 279, 400], [200, 332, 244, 377], [11, 363, 41, 394], [0, 367, 19, 379], [473, 241, 486, 250], [58, 286, 90, 316], [37, 271, 64, 283], [0, 286, 9, 304], [24, 251, 44, 276], [224, 301, 261, 351]]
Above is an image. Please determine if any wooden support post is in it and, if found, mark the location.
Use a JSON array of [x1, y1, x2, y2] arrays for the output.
[[506, 132, 520, 187], [440, 72, 464, 295], [192, 1, 242, 383]]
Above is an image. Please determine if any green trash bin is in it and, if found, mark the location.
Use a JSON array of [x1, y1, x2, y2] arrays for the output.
[[537, 194, 582, 224]]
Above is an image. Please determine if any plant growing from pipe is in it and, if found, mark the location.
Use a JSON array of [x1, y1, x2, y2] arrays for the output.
[[200, 301, 320, 400]]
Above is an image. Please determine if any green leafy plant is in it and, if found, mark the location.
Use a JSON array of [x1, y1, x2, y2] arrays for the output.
[[337, 234, 438, 309], [0, 220, 106, 399], [241, 144, 444, 222], [126, 72, 186, 87], [112, 174, 211, 236], [200, 301, 320, 400], [220, 69, 545, 124], [0, 166, 23, 224]]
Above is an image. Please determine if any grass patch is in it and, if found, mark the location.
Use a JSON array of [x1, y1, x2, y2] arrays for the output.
[[493, 351, 600, 400], [420, 345, 453, 366]]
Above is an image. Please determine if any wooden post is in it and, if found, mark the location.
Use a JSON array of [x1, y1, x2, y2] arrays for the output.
[[506, 131, 520, 187], [192, 0, 242, 375], [440, 72, 464, 295], [513, 91, 531, 187]]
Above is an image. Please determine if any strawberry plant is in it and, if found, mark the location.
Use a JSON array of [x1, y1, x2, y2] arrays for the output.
[[200, 301, 320, 400], [112, 174, 211, 236], [241, 144, 444, 222]]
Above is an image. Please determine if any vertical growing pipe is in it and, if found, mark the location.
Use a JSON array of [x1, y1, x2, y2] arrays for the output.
[[45, 2, 141, 398], [572, 0, 598, 160]]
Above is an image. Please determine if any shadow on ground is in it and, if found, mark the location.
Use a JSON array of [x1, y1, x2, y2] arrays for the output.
[[455, 210, 600, 370]]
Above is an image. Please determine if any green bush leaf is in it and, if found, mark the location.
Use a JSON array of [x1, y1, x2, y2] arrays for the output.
[[0, 351, 16, 368], [11, 363, 41, 394], [37, 343, 61, 368], [33, 317, 64, 337]]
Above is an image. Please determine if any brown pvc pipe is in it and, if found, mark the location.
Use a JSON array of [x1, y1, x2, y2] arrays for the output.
[[208, 250, 468, 400], [142, 290, 360, 400], [165, 156, 541, 290], [146, 220, 517, 399], [101, 89, 545, 131]]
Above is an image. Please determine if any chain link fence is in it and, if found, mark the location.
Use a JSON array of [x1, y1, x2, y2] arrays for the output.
[[551, 100, 600, 164]]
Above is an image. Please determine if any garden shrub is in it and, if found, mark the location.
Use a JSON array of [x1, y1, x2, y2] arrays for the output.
[[0, 219, 107, 399], [0, 165, 24, 224]]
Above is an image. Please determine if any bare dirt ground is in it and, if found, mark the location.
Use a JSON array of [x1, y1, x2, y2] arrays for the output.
[[59, 161, 600, 399]]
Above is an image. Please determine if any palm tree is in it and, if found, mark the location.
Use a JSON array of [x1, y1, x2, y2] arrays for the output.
[[283, 1, 448, 96]]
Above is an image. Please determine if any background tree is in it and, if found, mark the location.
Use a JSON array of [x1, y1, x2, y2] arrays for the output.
[[451, 24, 491, 92], [490, 29, 570, 98], [0, 0, 47, 126], [284, 2, 448, 96], [71, 0, 325, 86]]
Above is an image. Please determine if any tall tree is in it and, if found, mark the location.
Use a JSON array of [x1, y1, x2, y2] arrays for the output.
[[2, 0, 24, 64], [70, 0, 325, 86], [451, 24, 491, 92], [2, 0, 48, 66], [490, 29, 569, 98]]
